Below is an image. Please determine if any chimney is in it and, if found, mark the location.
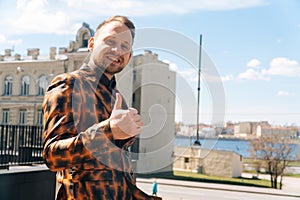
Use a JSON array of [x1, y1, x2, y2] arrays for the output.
[[15, 53, 21, 61], [59, 47, 67, 54], [5, 49, 11, 57], [0, 55, 4, 61], [49, 47, 57, 60], [27, 48, 40, 56], [144, 50, 152, 55], [32, 53, 38, 60]]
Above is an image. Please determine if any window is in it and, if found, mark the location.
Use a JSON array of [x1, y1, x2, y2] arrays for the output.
[[132, 93, 136, 103], [20, 75, 30, 95], [37, 109, 43, 125], [4, 75, 13, 96], [184, 157, 190, 163], [37, 75, 48, 96], [19, 109, 26, 125], [2, 109, 10, 124], [82, 32, 89, 47]]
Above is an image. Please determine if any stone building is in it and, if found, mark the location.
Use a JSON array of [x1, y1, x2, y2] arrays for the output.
[[233, 121, 270, 138], [0, 23, 176, 173], [173, 146, 242, 178], [256, 125, 296, 138], [0, 48, 66, 125], [130, 50, 176, 173]]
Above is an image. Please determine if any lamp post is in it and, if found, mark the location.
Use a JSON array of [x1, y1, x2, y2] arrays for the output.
[[194, 34, 202, 146]]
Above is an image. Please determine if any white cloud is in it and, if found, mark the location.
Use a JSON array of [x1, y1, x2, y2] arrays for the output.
[[238, 68, 270, 81], [169, 63, 178, 71], [1, 0, 77, 35], [0, 34, 23, 47], [221, 74, 234, 82], [62, 0, 268, 15], [247, 58, 261, 68], [0, 34, 6, 43], [277, 90, 296, 97], [8, 39, 23, 46], [262, 57, 300, 77], [162, 59, 171, 64], [0, 0, 269, 35], [177, 68, 198, 83], [236, 57, 300, 81], [178, 68, 196, 76], [162, 59, 178, 71]]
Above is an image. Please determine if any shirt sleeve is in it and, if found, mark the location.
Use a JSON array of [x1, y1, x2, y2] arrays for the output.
[[42, 74, 116, 171]]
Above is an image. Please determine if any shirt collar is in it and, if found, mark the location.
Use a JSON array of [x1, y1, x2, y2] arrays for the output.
[[100, 73, 116, 91], [80, 63, 117, 91]]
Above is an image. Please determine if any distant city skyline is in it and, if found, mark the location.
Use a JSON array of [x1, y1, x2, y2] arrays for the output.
[[0, 0, 299, 126]]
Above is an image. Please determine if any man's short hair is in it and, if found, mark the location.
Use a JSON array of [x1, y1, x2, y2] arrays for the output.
[[95, 15, 135, 41]]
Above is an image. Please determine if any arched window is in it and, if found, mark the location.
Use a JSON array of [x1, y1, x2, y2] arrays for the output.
[[82, 32, 89, 47], [4, 75, 13, 96], [37, 75, 48, 96], [20, 75, 30, 95]]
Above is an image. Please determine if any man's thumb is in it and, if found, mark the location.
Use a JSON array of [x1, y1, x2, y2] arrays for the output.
[[113, 93, 122, 110]]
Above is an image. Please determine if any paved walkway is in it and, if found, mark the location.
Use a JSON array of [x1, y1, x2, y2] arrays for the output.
[[137, 173, 300, 198], [2, 166, 299, 197]]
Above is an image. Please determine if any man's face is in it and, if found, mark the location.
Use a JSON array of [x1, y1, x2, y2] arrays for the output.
[[88, 21, 133, 77]]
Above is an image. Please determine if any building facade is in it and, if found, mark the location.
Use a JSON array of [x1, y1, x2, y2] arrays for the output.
[[0, 49, 65, 125], [129, 51, 176, 173]]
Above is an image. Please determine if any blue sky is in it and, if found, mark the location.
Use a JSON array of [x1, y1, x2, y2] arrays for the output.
[[0, 0, 300, 126]]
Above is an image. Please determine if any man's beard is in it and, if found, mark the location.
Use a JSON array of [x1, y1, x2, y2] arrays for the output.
[[104, 64, 124, 75], [93, 57, 124, 76]]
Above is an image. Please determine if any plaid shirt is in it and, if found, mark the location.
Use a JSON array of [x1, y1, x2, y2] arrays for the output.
[[43, 64, 161, 200]]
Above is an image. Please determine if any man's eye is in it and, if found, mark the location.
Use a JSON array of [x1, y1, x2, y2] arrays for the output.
[[121, 44, 129, 51], [106, 39, 114, 45]]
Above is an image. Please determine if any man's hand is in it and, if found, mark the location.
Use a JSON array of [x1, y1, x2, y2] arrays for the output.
[[109, 93, 144, 140]]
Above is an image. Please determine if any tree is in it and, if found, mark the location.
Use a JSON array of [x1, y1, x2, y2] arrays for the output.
[[249, 134, 295, 189]]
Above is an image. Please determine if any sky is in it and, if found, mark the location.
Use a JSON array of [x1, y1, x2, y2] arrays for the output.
[[0, 0, 300, 126]]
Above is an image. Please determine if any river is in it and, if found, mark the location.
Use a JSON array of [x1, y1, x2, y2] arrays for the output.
[[174, 136, 300, 158]]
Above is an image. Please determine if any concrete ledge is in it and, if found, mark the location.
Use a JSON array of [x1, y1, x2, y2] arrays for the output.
[[0, 165, 56, 200]]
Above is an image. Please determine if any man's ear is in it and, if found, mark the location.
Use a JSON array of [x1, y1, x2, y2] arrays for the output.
[[88, 37, 94, 52]]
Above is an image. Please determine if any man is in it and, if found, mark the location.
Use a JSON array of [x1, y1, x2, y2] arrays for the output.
[[43, 16, 162, 200]]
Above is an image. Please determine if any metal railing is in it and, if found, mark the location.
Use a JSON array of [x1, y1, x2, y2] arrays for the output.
[[0, 124, 44, 169]]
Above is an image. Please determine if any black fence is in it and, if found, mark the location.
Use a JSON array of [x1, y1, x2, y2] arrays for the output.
[[0, 125, 44, 169]]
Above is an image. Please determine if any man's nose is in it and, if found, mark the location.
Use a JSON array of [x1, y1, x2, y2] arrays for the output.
[[111, 45, 121, 55]]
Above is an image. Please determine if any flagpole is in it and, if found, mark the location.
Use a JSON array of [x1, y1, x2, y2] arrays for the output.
[[194, 34, 202, 146]]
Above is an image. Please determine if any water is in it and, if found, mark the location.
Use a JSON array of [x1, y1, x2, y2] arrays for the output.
[[174, 137, 300, 158]]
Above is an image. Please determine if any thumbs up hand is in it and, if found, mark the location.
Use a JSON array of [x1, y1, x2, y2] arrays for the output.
[[109, 93, 144, 140]]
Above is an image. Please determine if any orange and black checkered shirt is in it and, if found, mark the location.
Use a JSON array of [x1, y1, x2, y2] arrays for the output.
[[43, 64, 161, 200]]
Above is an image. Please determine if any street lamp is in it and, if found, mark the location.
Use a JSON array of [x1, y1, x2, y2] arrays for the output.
[[194, 34, 202, 146]]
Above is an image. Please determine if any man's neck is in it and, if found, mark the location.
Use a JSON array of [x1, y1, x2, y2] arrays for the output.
[[104, 72, 113, 80], [88, 60, 113, 80]]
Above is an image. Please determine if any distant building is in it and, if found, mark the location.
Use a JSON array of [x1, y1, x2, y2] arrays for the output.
[[173, 146, 242, 178], [233, 121, 270, 138], [256, 125, 296, 138]]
